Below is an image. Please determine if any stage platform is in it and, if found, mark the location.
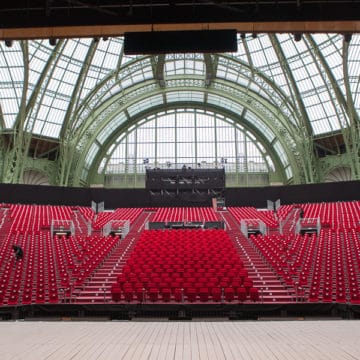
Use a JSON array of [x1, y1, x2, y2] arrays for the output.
[[1, 302, 359, 321]]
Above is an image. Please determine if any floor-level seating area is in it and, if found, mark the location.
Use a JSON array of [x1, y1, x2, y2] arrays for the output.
[[2, 201, 360, 306], [111, 229, 259, 303], [249, 229, 360, 304], [0, 229, 122, 306]]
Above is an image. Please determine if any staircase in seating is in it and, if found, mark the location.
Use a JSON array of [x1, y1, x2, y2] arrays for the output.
[[71, 209, 89, 236], [74, 210, 153, 303], [221, 210, 294, 303]]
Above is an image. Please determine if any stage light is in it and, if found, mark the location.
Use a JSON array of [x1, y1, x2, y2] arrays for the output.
[[294, 33, 302, 42], [5, 39, 13, 47], [252, 33, 257, 39], [49, 38, 57, 46], [240, 33, 246, 40], [344, 33, 352, 43]]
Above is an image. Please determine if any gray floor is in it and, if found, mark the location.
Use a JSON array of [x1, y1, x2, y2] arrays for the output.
[[0, 320, 359, 359]]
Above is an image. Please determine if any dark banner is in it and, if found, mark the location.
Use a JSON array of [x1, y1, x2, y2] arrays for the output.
[[0, 180, 360, 208]]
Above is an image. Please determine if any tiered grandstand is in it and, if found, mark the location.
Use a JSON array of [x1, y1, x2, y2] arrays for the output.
[[1, 200, 360, 313]]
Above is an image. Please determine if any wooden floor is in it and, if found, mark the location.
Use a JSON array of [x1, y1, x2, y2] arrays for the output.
[[1, 320, 360, 359]]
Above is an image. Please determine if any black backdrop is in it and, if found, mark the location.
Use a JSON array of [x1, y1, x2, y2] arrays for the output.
[[0, 181, 359, 209]]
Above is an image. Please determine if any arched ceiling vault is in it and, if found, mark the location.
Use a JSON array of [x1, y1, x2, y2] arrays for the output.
[[85, 103, 288, 185], [69, 75, 308, 185], [1, 34, 359, 186]]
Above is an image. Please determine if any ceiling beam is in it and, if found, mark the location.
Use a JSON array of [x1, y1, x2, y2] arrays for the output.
[[0, 21, 359, 41]]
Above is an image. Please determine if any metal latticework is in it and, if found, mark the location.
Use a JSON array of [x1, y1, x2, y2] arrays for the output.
[[0, 33, 359, 188]]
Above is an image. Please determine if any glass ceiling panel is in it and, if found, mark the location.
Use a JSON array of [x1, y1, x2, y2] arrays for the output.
[[277, 34, 308, 57], [246, 35, 270, 68], [216, 55, 287, 111], [100, 108, 271, 175], [347, 35, 360, 112], [278, 33, 344, 135], [0, 42, 24, 127], [166, 91, 204, 103], [96, 112, 128, 145], [165, 54, 205, 76], [207, 93, 244, 116], [121, 52, 145, 66], [85, 142, 100, 168], [1, 34, 359, 151], [273, 140, 289, 167], [127, 94, 164, 117], [216, 59, 250, 88], [230, 34, 248, 60], [311, 34, 345, 103], [220, 36, 298, 128], [245, 110, 275, 143]]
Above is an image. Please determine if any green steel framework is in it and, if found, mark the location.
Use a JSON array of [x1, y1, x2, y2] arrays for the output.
[[0, 33, 359, 187]]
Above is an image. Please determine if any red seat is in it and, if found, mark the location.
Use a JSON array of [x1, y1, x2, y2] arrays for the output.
[[308, 290, 319, 302], [336, 291, 346, 303], [237, 287, 247, 302], [161, 288, 171, 302], [148, 288, 159, 302], [211, 287, 221, 302], [174, 288, 183, 302], [49, 292, 58, 303], [322, 291, 332, 303], [249, 288, 259, 302], [123, 289, 133, 302], [186, 288, 197, 302], [36, 292, 45, 304], [224, 287, 235, 302], [199, 288, 209, 302], [135, 287, 144, 302]]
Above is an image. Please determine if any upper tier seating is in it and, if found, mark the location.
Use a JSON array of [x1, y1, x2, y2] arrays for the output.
[[111, 229, 258, 303], [294, 201, 360, 229], [77, 206, 95, 223], [9, 204, 73, 231], [151, 207, 221, 222], [228, 207, 278, 228], [92, 208, 144, 230]]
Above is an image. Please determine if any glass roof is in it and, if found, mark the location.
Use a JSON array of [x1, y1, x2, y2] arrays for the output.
[[0, 33, 359, 165], [98, 108, 275, 176]]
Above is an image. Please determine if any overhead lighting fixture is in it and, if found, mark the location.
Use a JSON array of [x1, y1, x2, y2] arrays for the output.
[[294, 33, 302, 42], [344, 33, 352, 43], [240, 33, 246, 40], [5, 39, 13, 47], [49, 38, 57, 46], [252, 33, 257, 39]]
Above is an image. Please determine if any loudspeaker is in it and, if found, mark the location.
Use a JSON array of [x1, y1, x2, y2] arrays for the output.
[[124, 29, 237, 54]]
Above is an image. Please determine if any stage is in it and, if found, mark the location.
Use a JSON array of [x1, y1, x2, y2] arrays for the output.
[[1, 302, 359, 321]]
